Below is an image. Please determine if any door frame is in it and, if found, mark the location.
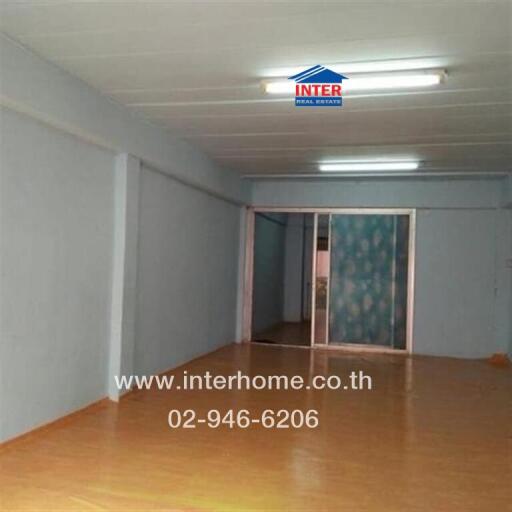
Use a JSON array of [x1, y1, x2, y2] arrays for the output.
[[242, 207, 416, 354]]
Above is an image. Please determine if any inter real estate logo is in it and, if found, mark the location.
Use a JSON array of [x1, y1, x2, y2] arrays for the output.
[[289, 65, 347, 107]]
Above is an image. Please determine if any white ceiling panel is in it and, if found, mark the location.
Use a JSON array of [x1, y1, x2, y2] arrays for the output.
[[0, 0, 510, 177]]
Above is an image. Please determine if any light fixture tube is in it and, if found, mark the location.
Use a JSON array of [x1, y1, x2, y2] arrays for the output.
[[263, 59, 444, 78], [319, 162, 420, 172], [263, 70, 444, 94]]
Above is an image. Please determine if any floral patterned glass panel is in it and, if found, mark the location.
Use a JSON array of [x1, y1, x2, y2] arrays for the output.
[[328, 215, 409, 348]]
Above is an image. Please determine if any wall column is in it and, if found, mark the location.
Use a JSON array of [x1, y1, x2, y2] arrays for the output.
[[235, 207, 247, 342], [108, 154, 140, 401]]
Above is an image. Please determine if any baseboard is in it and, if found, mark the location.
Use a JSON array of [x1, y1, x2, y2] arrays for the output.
[[1, 344, 234, 445], [119, 341, 235, 400], [0, 396, 110, 449]]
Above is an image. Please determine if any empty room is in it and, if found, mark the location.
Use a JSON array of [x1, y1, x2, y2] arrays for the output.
[[0, 1, 511, 511]]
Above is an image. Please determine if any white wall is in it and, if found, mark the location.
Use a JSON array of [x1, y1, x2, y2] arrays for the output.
[[134, 166, 241, 376], [0, 108, 115, 441]]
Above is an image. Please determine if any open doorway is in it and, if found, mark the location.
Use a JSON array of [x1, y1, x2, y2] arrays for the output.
[[246, 208, 415, 352], [251, 212, 313, 346]]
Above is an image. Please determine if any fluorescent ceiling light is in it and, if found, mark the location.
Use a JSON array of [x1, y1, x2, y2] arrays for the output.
[[263, 59, 444, 78], [319, 161, 420, 172], [346, 73, 442, 91], [263, 70, 445, 94]]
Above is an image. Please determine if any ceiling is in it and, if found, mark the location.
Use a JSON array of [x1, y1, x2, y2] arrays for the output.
[[1, 0, 511, 178]]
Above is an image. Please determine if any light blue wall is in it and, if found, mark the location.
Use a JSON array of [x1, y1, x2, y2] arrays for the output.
[[0, 35, 249, 441], [134, 166, 241, 376], [252, 214, 286, 334], [252, 178, 501, 209], [0, 108, 245, 443], [494, 208, 512, 358], [1, 26, 510, 445], [501, 175, 512, 209], [506, 176, 512, 357], [0, 34, 248, 204], [506, 204, 512, 357], [414, 209, 501, 357], [250, 177, 512, 358], [0, 108, 115, 442], [283, 214, 306, 323]]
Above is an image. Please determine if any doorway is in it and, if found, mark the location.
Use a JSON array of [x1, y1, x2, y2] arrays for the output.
[[250, 212, 314, 346], [245, 208, 415, 353]]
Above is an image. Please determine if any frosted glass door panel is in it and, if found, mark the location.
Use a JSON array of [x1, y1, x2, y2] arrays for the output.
[[328, 214, 409, 348]]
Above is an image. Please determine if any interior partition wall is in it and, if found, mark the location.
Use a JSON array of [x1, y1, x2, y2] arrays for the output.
[[244, 208, 415, 353]]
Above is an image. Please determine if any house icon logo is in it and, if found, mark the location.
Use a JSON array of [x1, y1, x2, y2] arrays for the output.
[[289, 65, 348, 107]]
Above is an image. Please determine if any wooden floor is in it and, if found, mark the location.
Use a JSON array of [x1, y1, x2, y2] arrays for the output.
[[1, 344, 511, 511], [253, 321, 311, 346]]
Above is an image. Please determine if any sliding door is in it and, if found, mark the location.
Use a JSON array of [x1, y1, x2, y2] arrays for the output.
[[311, 212, 411, 350], [328, 214, 410, 349]]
